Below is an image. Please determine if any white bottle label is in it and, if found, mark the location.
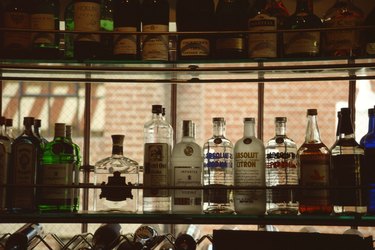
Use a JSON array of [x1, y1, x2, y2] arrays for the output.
[[248, 14, 277, 58], [142, 24, 169, 61], [41, 163, 74, 200], [180, 38, 210, 57], [113, 27, 137, 55], [283, 31, 320, 55], [3, 12, 30, 49], [31, 13, 55, 45], [174, 166, 202, 206], [74, 2, 101, 42]]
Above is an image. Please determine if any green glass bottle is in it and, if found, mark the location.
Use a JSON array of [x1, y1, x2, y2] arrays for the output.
[[39, 123, 76, 212]]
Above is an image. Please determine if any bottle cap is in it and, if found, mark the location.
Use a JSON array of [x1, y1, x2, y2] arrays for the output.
[[23, 117, 35, 126], [244, 117, 255, 122], [55, 123, 66, 137], [66, 125, 72, 136], [34, 119, 41, 128], [5, 119, 13, 127], [340, 107, 351, 115], [307, 109, 317, 115], [275, 117, 287, 122], [152, 105, 163, 114], [0, 117, 5, 125], [182, 120, 195, 137], [111, 134, 125, 146], [369, 108, 375, 115], [213, 117, 225, 122]]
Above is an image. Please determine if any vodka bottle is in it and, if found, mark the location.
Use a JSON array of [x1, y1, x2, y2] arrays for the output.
[[172, 120, 203, 213], [265, 117, 298, 215], [94, 134, 139, 212], [298, 109, 332, 215], [364, 106, 375, 214], [331, 108, 366, 215], [143, 105, 173, 213], [203, 117, 234, 214], [234, 117, 266, 215], [0, 117, 12, 211], [66, 125, 81, 211]]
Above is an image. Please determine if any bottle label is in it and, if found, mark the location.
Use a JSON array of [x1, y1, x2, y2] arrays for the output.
[[41, 163, 74, 200], [283, 31, 320, 55], [142, 24, 169, 61], [31, 13, 55, 45], [205, 151, 233, 168], [114, 27, 137, 56], [143, 143, 170, 197], [180, 38, 210, 57], [74, 2, 101, 42], [248, 14, 277, 58], [3, 12, 30, 49], [173, 166, 202, 206], [215, 37, 245, 51]]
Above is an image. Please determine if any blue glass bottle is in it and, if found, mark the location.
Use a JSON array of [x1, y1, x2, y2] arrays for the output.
[[360, 108, 375, 147], [364, 107, 375, 214]]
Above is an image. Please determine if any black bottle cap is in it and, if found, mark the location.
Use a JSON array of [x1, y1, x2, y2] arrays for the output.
[[152, 105, 163, 114], [213, 117, 225, 122], [340, 107, 351, 115], [111, 134, 125, 146], [5, 119, 13, 127], [34, 119, 41, 128], [244, 117, 255, 122], [275, 117, 287, 122], [307, 109, 317, 115], [368, 108, 374, 116], [0, 116, 5, 125], [23, 117, 35, 126]]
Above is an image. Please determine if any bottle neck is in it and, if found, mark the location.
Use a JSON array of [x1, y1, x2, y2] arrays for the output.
[[369, 114, 375, 134], [112, 145, 124, 156], [339, 112, 355, 139], [243, 121, 255, 137], [304, 115, 322, 143], [24, 124, 34, 136], [335, 114, 342, 140], [213, 121, 226, 137], [275, 122, 286, 136], [296, 0, 312, 13], [5, 126, 14, 139]]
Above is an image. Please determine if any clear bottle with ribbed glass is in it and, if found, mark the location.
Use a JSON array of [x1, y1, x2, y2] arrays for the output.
[[203, 117, 234, 214], [265, 117, 298, 215], [234, 117, 266, 215], [143, 105, 173, 213]]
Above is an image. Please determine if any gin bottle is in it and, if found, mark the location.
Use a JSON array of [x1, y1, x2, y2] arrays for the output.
[[94, 134, 139, 213], [66, 125, 81, 211], [265, 117, 298, 215], [172, 120, 203, 213], [234, 117, 266, 215], [0, 117, 12, 211], [330, 108, 365, 215], [203, 117, 234, 214], [143, 105, 173, 213], [298, 109, 332, 215]]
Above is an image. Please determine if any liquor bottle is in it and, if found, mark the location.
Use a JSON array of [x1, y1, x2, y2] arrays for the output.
[[174, 226, 199, 250], [143, 105, 173, 213], [141, 0, 169, 61], [9, 117, 41, 212], [214, 0, 248, 59], [360, 108, 374, 147], [298, 109, 332, 215], [34, 119, 48, 149], [1, 0, 31, 59], [5, 119, 15, 140], [0, 117, 12, 211], [99, 0, 114, 59], [265, 117, 298, 215], [172, 120, 203, 213], [64, 0, 74, 59], [66, 125, 81, 211], [332, 111, 342, 147], [330, 108, 365, 215], [73, 0, 101, 60], [30, 0, 60, 59], [4, 223, 44, 250], [92, 224, 122, 250], [322, 0, 364, 57], [38, 123, 76, 212], [234, 117, 266, 215], [248, 0, 289, 58], [283, 0, 322, 57], [203, 117, 234, 214], [113, 0, 141, 59], [176, 0, 215, 60], [94, 134, 139, 212], [364, 6, 375, 55], [133, 224, 158, 245]]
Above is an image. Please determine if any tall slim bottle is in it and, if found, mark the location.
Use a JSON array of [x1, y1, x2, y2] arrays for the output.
[[265, 117, 298, 215], [66, 125, 81, 211], [298, 109, 332, 215], [203, 117, 234, 214], [0, 117, 12, 211], [234, 118, 266, 215], [172, 120, 203, 213], [9, 117, 41, 212], [30, 0, 60, 59], [141, 0, 169, 61], [330, 108, 365, 214], [143, 105, 173, 213]]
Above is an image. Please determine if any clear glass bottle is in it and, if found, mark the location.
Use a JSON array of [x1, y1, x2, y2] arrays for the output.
[[5, 119, 15, 141], [143, 104, 173, 213], [330, 108, 365, 215], [34, 119, 48, 149], [323, 0, 364, 57], [265, 117, 298, 215], [0, 117, 11, 211], [172, 120, 203, 214], [94, 134, 139, 213], [203, 117, 234, 214], [234, 117, 266, 215], [364, 106, 375, 214], [298, 109, 332, 215]]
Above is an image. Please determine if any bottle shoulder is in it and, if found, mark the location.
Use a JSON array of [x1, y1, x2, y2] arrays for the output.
[[297, 142, 330, 155], [234, 136, 265, 151], [95, 155, 139, 174]]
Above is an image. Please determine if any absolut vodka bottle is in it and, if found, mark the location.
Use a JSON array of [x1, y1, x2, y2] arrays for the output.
[[234, 117, 266, 215], [265, 117, 298, 215], [203, 117, 234, 214]]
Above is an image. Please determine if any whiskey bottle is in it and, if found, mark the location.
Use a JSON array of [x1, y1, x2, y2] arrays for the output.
[[92, 224, 122, 250], [113, 0, 141, 59], [172, 120, 203, 213], [4, 223, 44, 250], [248, 0, 289, 58], [234, 117, 266, 215], [203, 117, 234, 214], [323, 0, 364, 57], [0, 117, 12, 211], [74, 0, 101, 60], [176, 0, 215, 60], [330, 108, 365, 215], [30, 0, 60, 59], [94, 134, 139, 213], [143, 105, 173, 213], [283, 0, 322, 57], [39, 123, 76, 212], [10, 117, 41, 212], [265, 117, 298, 215], [99, 0, 114, 59], [141, 0, 169, 61], [66, 125, 81, 211], [298, 109, 332, 215], [364, 107, 375, 214]]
